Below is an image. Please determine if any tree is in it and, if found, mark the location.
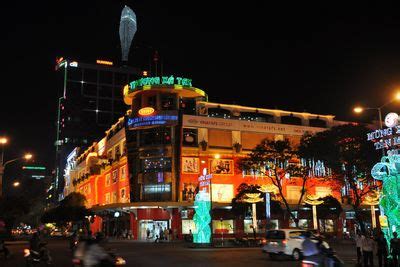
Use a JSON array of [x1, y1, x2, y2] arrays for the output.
[[0, 196, 31, 236], [239, 139, 309, 228], [298, 124, 379, 232], [41, 192, 91, 227]]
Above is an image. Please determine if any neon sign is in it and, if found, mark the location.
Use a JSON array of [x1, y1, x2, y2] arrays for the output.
[[128, 76, 192, 91], [127, 114, 178, 128], [367, 113, 400, 150], [138, 107, 155, 116]]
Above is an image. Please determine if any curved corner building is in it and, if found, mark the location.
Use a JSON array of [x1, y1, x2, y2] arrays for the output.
[[119, 5, 137, 62], [64, 74, 359, 241]]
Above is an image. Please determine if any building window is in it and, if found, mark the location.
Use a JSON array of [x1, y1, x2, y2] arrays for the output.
[[239, 112, 275, 123], [115, 144, 121, 158], [142, 184, 172, 201], [161, 93, 176, 110], [182, 220, 196, 234], [212, 220, 234, 234], [183, 128, 198, 147], [141, 158, 172, 173], [105, 193, 110, 204], [105, 174, 111, 187], [112, 170, 118, 183], [139, 128, 171, 146], [120, 188, 127, 202], [112, 192, 118, 203], [120, 166, 126, 180], [286, 186, 302, 203], [107, 149, 113, 160], [207, 108, 231, 119], [309, 118, 327, 128], [280, 115, 302, 126], [208, 129, 232, 148]]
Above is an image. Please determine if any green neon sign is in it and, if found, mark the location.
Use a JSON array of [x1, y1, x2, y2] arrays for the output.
[[22, 166, 46, 170], [129, 75, 192, 91]]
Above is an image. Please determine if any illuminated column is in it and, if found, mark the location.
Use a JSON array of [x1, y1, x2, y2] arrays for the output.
[[243, 193, 264, 232], [258, 184, 278, 224], [303, 194, 324, 230], [364, 191, 380, 229]]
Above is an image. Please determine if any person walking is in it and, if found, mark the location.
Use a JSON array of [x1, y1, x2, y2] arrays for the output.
[[391, 232, 400, 267], [375, 231, 388, 267], [362, 233, 375, 267], [355, 230, 364, 266]]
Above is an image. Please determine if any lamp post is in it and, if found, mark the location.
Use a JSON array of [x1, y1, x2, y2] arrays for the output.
[[364, 191, 380, 229], [303, 194, 324, 230], [243, 193, 264, 239], [0, 151, 33, 197], [258, 184, 278, 227]]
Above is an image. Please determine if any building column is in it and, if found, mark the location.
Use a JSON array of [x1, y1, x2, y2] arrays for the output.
[[130, 211, 138, 240]]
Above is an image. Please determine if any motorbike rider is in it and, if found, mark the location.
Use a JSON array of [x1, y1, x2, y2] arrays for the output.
[[0, 239, 10, 258], [74, 236, 110, 266], [29, 232, 41, 251], [302, 231, 324, 265]]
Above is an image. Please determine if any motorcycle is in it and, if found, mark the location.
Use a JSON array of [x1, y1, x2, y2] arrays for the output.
[[24, 242, 53, 266], [72, 250, 126, 266], [301, 247, 344, 267]]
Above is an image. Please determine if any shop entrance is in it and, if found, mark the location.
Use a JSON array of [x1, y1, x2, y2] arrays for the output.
[[139, 220, 169, 240]]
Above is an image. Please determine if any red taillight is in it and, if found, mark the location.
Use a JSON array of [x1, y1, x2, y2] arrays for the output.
[[282, 240, 287, 246], [72, 258, 81, 264]]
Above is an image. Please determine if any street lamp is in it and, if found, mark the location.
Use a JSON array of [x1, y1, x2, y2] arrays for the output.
[[0, 152, 33, 197], [243, 193, 264, 239], [364, 191, 380, 229], [353, 91, 400, 129], [13, 181, 20, 187], [303, 194, 324, 230], [258, 184, 278, 227]]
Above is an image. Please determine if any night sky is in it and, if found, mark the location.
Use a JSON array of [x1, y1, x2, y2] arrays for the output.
[[2, 1, 400, 168]]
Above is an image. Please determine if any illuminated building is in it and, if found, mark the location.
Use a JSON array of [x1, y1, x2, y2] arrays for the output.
[[54, 58, 140, 201], [64, 75, 359, 239]]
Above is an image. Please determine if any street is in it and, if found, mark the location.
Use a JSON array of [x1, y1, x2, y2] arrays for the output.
[[1, 238, 357, 267]]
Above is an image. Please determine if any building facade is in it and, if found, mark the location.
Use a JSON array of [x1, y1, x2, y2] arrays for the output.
[[54, 58, 140, 201], [63, 76, 374, 240]]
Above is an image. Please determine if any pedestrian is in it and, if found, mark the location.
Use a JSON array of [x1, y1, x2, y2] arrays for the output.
[[128, 229, 133, 240], [355, 230, 364, 266], [362, 233, 375, 267], [169, 228, 173, 241], [164, 228, 169, 241], [375, 230, 388, 267], [391, 232, 400, 267], [146, 228, 150, 240]]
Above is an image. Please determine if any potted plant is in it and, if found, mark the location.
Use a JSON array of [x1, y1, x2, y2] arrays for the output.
[[233, 142, 242, 153], [199, 140, 208, 151]]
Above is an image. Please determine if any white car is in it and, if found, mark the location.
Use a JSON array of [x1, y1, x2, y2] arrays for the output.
[[262, 229, 330, 261]]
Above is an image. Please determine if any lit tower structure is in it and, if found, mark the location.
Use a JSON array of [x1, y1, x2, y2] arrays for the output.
[[119, 5, 137, 63]]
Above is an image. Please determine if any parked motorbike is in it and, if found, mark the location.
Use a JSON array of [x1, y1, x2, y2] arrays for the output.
[[24, 242, 53, 266]]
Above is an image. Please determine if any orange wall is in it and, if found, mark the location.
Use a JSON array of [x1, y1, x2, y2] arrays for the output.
[[76, 158, 130, 207], [180, 155, 342, 202]]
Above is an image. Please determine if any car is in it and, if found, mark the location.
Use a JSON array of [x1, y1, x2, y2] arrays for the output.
[[262, 229, 307, 260], [262, 229, 331, 261]]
